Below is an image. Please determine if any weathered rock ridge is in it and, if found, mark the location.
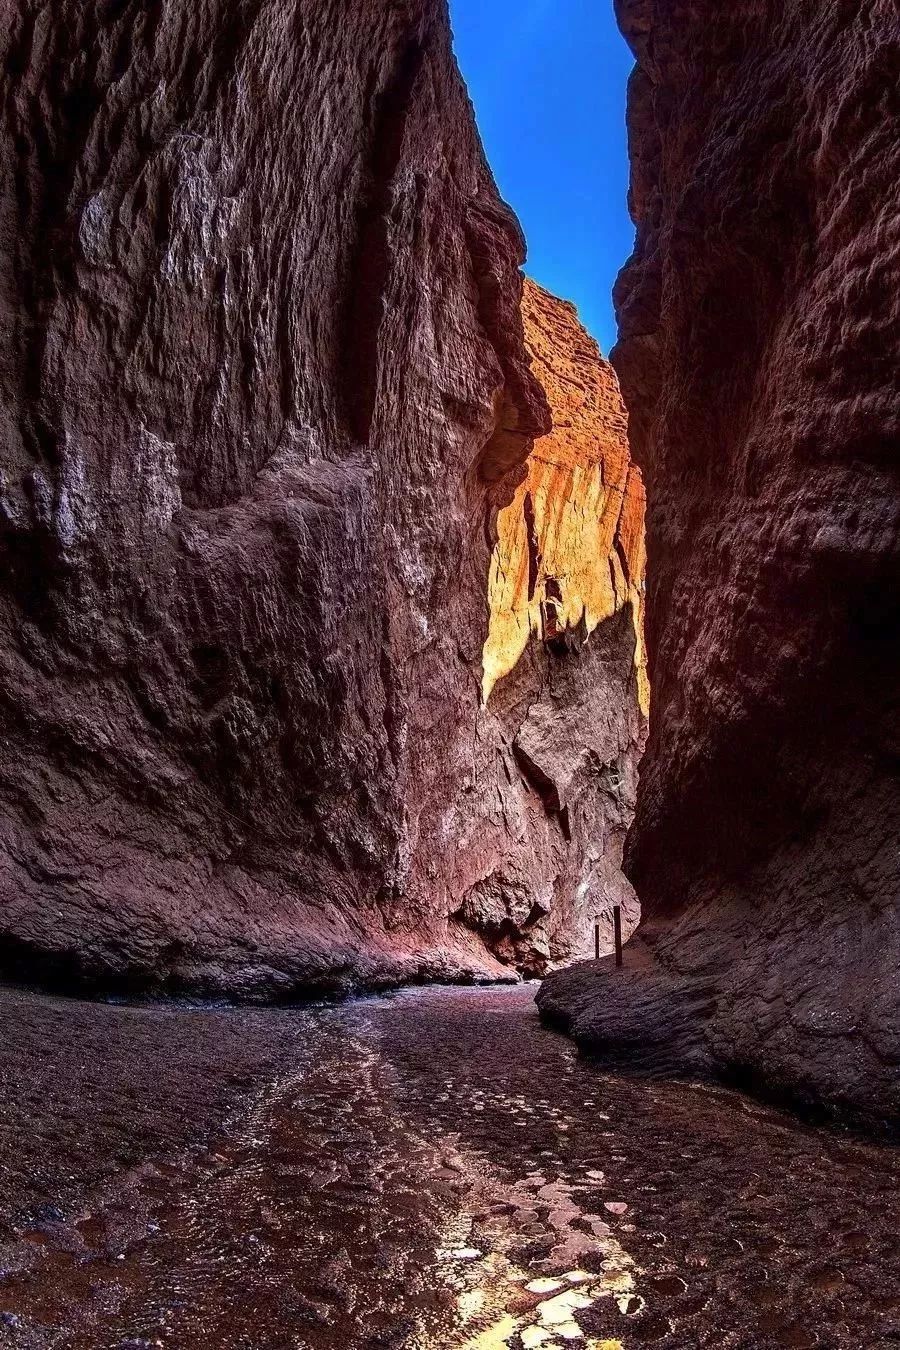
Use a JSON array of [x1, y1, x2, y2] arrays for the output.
[[483, 280, 648, 715], [540, 0, 900, 1123], [459, 279, 647, 974], [0, 1, 644, 994]]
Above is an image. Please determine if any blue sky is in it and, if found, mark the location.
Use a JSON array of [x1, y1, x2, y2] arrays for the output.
[[449, 0, 634, 355]]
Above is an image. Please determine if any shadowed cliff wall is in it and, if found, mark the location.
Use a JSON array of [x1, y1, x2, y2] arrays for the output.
[[0, 1, 648, 996], [0, 0, 551, 995], [540, 0, 899, 1123]]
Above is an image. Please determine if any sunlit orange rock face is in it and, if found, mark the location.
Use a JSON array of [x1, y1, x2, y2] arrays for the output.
[[484, 279, 647, 711], [428, 279, 647, 975]]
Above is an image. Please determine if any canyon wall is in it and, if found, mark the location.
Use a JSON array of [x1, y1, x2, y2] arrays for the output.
[[448, 279, 647, 975], [0, 2, 644, 995], [540, 0, 900, 1122], [0, 0, 547, 995]]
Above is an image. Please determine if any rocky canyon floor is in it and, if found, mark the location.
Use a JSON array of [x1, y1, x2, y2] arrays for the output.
[[0, 985, 898, 1350]]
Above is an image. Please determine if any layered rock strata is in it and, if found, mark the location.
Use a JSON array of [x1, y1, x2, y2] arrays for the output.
[[540, 0, 900, 1123], [0, 1, 646, 995]]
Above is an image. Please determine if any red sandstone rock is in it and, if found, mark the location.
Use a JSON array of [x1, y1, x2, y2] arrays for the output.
[[0, 0, 548, 995], [483, 280, 648, 716], [540, 0, 900, 1123], [453, 279, 647, 973], [0, 1, 643, 995]]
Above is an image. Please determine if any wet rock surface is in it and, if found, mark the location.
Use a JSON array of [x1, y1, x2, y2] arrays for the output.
[[557, 0, 900, 1118], [1, 983, 898, 1348]]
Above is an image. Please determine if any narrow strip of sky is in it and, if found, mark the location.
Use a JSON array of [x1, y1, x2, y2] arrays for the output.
[[449, 0, 634, 356]]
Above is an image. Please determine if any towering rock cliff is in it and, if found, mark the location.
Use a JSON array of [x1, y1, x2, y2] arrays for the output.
[[540, 0, 900, 1122], [0, 2, 645, 995], [0, 0, 549, 995], [447, 279, 647, 975], [483, 281, 647, 716]]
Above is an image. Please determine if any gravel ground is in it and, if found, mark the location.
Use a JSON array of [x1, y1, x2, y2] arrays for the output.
[[0, 984, 897, 1349]]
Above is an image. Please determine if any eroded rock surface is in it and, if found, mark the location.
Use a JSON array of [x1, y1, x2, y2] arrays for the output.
[[458, 280, 647, 974], [483, 280, 647, 712], [0, 3, 645, 995], [0, 0, 554, 995], [540, 0, 900, 1122]]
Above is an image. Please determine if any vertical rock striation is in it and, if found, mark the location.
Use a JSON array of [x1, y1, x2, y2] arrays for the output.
[[483, 280, 648, 715], [0, 1, 646, 996], [0, 0, 550, 996], [452, 279, 647, 975], [539, 0, 900, 1123]]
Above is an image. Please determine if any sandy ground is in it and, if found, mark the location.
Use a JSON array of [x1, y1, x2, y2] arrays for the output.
[[0, 983, 897, 1349]]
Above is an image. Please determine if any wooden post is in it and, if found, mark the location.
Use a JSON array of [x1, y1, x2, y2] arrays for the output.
[[594, 918, 600, 960], [613, 904, 623, 968]]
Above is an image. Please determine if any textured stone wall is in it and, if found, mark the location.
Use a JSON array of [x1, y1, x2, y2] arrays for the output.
[[0, 1, 645, 996], [540, 0, 900, 1123], [483, 280, 648, 714], [0, 0, 549, 995], [443, 279, 647, 974]]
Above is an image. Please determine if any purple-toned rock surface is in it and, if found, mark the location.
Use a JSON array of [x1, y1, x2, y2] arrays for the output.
[[0, 0, 549, 995], [540, 0, 900, 1124], [0, 1, 644, 996]]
